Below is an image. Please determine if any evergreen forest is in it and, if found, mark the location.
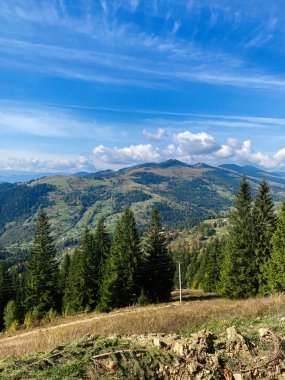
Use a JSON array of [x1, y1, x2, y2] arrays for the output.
[[0, 176, 285, 331]]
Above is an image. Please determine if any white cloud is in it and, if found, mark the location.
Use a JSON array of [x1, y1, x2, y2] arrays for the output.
[[173, 131, 220, 155], [0, 153, 96, 173], [143, 127, 167, 141], [214, 138, 276, 169], [93, 144, 163, 164], [92, 130, 285, 171], [3, 126, 285, 172]]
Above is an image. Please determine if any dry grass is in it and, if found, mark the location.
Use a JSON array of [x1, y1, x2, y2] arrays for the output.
[[0, 290, 285, 358]]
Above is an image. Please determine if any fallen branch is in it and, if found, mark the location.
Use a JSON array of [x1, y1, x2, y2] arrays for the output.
[[29, 350, 67, 368], [92, 348, 148, 360]]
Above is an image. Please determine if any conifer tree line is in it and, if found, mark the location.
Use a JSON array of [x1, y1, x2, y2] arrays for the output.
[[186, 176, 285, 299], [1, 176, 285, 330], [0, 208, 174, 330]]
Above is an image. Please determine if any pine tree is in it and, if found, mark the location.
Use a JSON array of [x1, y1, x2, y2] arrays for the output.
[[25, 209, 59, 318], [253, 178, 277, 295], [98, 209, 140, 311], [141, 208, 174, 303], [63, 248, 87, 314], [94, 217, 110, 284], [63, 229, 94, 314], [80, 228, 98, 309], [186, 249, 199, 288], [202, 238, 225, 292], [0, 260, 11, 329], [220, 176, 257, 299], [60, 254, 70, 296], [266, 200, 285, 293], [63, 221, 110, 314], [11, 271, 25, 325]]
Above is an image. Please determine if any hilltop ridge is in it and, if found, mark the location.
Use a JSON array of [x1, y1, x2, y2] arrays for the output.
[[0, 160, 284, 248]]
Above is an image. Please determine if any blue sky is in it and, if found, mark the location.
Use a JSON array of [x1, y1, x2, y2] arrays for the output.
[[1, 0, 285, 172]]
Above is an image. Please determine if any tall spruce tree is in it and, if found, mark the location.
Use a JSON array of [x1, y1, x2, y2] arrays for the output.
[[63, 248, 87, 314], [80, 228, 98, 309], [60, 254, 70, 297], [253, 179, 276, 294], [98, 209, 140, 311], [94, 217, 110, 286], [63, 229, 95, 314], [186, 249, 199, 288], [141, 208, 174, 303], [220, 176, 257, 299], [202, 238, 225, 292], [25, 209, 59, 318], [63, 221, 110, 314], [0, 260, 11, 329], [266, 200, 285, 293]]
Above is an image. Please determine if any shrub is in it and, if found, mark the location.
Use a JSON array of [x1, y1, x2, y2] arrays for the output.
[[4, 300, 19, 330], [24, 307, 41, 327], [137, 289, 149, 306]]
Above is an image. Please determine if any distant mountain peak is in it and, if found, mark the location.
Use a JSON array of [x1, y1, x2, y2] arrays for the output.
[[118, 159, 191, 174], [157, 159, 191, 168], [192, 163, 212, 169], [219, 164, 266, 175]]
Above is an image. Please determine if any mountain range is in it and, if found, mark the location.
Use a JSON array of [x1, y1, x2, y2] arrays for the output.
[[0, 159, 284, 249]]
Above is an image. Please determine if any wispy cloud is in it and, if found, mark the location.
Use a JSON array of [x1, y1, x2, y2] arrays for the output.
[[0, 2, 285, 92], [0, 103, 120, 141], [1, 36, 285, 91]]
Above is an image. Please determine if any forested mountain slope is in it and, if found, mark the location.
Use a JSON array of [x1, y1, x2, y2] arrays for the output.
[[0, 159, 284, 248]]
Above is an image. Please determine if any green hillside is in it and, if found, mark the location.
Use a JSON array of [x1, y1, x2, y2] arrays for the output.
[[0, 160, 284, 248]]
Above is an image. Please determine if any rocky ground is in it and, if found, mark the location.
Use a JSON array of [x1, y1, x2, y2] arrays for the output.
[[1, 322, 284, 379], [126, 326, 285, 379]]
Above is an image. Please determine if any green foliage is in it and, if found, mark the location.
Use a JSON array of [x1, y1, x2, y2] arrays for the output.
[[0, 335, 176, 380], [173, 244, 191, 288], [252, 179, 277, 295], [46, 308, 58, 321], [0, 163, 273, 248], [3, 299, 19, 330], [80, 228, 99, 309], [0, 183, 53, 232], [24, 308, 41, 327], [266, 200, 285, 293], [63, 248, 87, 314], [98, 209, 141, 311], [25, 209, 59, 318], [220, 176, 257, 299], [1, 173, 285, 327], [12, 272, 26, 325], [186, 250, 199, 288], [192, 223, 216, 239], [185, 248, 206, 290], [93, 217, 110, 286], [0, 260, 11, 329], [59, 253, 70, 295], [202, 238, 225, 292], [141, 209, 175, 303], [137, 288, 150, 306], [64, 220, 110, 314]]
